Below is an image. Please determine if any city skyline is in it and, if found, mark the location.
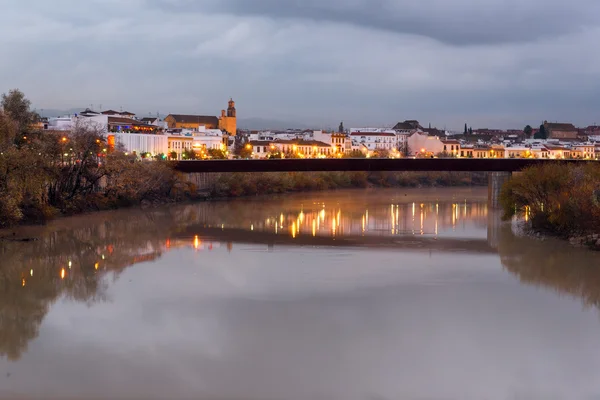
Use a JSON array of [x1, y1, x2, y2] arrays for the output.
[[2, 0, 600, 130]]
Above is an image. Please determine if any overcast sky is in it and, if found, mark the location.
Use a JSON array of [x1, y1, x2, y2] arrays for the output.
[[1, 0, 600, 129]]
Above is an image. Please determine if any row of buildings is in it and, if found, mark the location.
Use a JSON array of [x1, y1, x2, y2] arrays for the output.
[[43, 100, 238, 159], [42, 102, 600, 160], [244, 121, 600, 160]]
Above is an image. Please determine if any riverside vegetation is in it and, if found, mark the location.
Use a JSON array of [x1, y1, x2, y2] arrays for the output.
[[0, 90, 195, 227], [0, 89, 487, 227], [500, 163, 600, 247]]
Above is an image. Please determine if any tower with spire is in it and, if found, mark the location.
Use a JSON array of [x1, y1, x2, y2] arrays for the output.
[[218, 98, 237, 135]]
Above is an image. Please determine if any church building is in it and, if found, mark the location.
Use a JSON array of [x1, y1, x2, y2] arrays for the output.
[[164, 99, 237, 135]]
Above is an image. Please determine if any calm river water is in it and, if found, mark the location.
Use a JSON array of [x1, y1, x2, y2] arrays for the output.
[[1, 188, 600, 400]]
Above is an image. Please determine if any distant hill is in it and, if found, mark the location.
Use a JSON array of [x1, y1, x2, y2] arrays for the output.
[[237, 118, 314, 131]]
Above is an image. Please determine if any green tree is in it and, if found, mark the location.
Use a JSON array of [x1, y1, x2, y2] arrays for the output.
[[468, 127, 473, 135], [343, 149, 367, 159], [1, 89, 35, 133], [534, 124, 547, 139], [464, 123, 468, 135], [207, 148, 227, 159], [524, 125, 533, 137], [182, 148, 197, 160]]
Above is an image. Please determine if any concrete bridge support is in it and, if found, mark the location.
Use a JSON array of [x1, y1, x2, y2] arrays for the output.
[[488, 171, 512, 209], [183, 172, 220, 191]]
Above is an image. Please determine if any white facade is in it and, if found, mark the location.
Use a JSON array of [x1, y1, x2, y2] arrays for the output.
[[113, 132, 168, 156], [349, 132, 398, 151], [46, 117, 75, 131]]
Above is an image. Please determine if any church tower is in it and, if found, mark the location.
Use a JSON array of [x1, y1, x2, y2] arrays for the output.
[[227, 98, 236, 118], [218, 98, 237, 135]]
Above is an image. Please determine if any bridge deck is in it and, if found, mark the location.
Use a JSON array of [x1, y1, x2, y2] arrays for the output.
[[173, 158, 592, 173]]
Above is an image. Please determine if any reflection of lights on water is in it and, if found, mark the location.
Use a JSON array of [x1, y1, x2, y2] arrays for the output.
[[68, 260, 72, 269], [412, 203, 415, 217], [251, 224, 254, 231], [95, 262, 99, 270], [30, 269, 33, 277], [312, 219, 317, 237], [299, 210, 305, 223], [362, 215, 366, 233], [194, 235, 200, 249], [332, 218, 336, 236], [280, 214, 284, 226], [22, 278, 26, 287], [102, 254, 105, 260], [320, 209, 326, 221], [291, 222, 296, 238], [61, 268, 66, 280]]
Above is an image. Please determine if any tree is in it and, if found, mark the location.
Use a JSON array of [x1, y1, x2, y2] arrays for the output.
[[464, 123, 468, 135], [267, 150, 283, 159], [371, 149, 390, 158], [168, 151, 177, 160], [207, 148, 227, 159], [343, 149, 366, 159], [338, 121, 344, 133], [534, 124, 547, 140], [468, 127, 473, 135], [524, 125, 533, 138], [182, 147, 197, 160], [1, 89, 35, 133]]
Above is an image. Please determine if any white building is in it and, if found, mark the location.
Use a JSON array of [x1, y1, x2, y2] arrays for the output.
[[193, 128, 225, 152], [349, 131, 398, 152], [113, 132, 168, 156], [312, 131, 349, 154], [46, 117, 75, 131]]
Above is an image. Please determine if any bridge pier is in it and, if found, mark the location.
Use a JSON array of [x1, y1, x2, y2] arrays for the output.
[[488, 172, 512, 209]]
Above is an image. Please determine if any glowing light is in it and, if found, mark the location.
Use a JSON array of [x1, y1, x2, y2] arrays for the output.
[[95, 262, 99, 270], [291, 222, 296, 238], [30, 269, 33, 277], [61, 268, 66, 279], [61, 137, 67, 142], [22, 278, 26, 287], [280, 213, 284, 226], [251, 224, 254, 231], [194, 235, 200, 249], [102, 254, 105, 260], [68, 261, 72, 269]]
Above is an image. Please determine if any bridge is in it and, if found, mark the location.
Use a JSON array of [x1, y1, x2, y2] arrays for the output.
[[173, 158, 595, 208], [173, 158, 592, 173]]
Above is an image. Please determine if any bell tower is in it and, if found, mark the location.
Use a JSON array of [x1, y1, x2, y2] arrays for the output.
[[218, 98, 237, 135], [227, 98, 236, 118]]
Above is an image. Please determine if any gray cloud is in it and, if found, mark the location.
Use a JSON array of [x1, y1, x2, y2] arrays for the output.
[[1, 0, 600, 129], [152, 0, 600, 45]]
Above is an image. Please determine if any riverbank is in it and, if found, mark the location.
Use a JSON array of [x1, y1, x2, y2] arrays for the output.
[[1, 169, 488, 229], [500, 162, 600, 250], [206, 171, 488, 199]]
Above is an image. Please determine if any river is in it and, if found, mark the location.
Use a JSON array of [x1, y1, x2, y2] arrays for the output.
[[1, 188, 600, 400]]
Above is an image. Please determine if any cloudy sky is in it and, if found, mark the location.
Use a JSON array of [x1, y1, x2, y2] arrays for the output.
[[1, 0, 600, 129]]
